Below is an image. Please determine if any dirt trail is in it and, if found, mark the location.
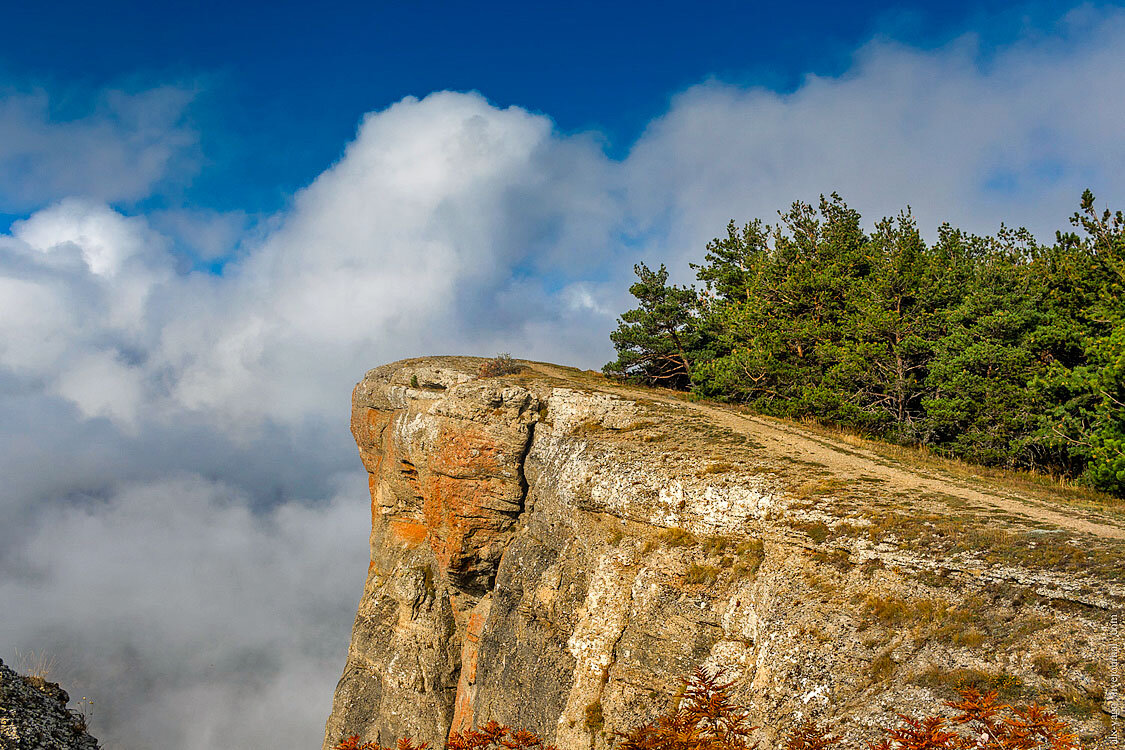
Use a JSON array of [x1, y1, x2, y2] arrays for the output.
[[530, 364, 1125, 540]]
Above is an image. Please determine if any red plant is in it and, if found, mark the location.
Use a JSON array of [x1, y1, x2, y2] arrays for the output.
[[785, 721, 841, 750], [616, 668, 758, 750], [335, 736, 429, 750], [336, 673, 1082, 750], [447, 720, 557, 750], [871, 689, 1080, 750]]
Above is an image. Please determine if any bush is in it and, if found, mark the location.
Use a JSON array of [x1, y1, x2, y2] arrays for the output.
[[616, 669, 757, 750], [478, 354, 523, 378], [337, 668, 1081, 750]]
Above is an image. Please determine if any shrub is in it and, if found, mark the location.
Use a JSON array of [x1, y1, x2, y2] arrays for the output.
[[336, 738, 428, 750], [337, 669, 1081, 750], [478, 354, 523, 378], [337, 723, 554, 750], [616, 669, 757, 750], [872, 689, 1080, 750], [448, 721, 557, 750]]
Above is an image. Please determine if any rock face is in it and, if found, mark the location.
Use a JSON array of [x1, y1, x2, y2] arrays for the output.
[[0, 659, 99, 750], [324, 357, 1125, 750]]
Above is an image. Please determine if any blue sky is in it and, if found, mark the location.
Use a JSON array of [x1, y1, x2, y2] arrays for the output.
[[1, 0, 1097, 219], [2, 3, 1125, 749]]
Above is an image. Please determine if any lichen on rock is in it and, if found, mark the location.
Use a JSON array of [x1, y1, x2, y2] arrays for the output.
[[324, 356, 1125, 750], [0, 658, 99, 750]]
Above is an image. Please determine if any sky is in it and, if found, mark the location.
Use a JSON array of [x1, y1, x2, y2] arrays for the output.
[[1, 2, 1124, 748]]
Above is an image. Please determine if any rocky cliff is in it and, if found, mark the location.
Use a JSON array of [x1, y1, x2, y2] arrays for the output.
[[0, 658, 99, 750], [324, 357, 1125, 750]]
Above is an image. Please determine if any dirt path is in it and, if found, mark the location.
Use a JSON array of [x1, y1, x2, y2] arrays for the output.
[[530, 364, 1125, 540]]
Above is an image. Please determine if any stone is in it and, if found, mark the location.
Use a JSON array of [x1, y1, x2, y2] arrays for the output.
[[324, 357, 1125, 750], [0, 658, 99, 750]]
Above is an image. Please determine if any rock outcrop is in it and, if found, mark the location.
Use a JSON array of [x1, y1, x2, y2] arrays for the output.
[[324, 357, 1125, 750], [0, 658, 99, 750]]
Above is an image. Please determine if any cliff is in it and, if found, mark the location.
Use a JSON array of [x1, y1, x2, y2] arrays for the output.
[[324, 357, 1125, 750], [0, 658, 99, 749]]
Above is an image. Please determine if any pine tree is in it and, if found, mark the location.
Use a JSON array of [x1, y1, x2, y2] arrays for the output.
[[604, 263, 700, 388]]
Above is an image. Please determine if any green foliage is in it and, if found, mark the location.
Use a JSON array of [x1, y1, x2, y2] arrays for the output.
[[604, 263, 701, 388], [607, 190, 1125, 496]]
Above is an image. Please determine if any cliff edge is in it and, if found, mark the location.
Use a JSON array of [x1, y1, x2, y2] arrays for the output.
[[0, 658, 99, 750], [324, 357, 1125, 750]]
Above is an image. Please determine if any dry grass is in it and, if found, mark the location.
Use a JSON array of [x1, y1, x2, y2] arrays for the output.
[[792, 478, 848, 500], [792, 520, 831, 544], [869, 648, 896, 683], [854, 508, 1123, 581], [14, 649, 56, 680], [860, 593, 996, 648], [584, 700, 605, 732], [731, 538, 765, 577], [660, 527, 698, 547], [784, 410, 1123, 509], [700, 536, 731, 555], [684, 562, 721, 585], [1032, 654, 1061, 678], [913, 666, 1025, 701]]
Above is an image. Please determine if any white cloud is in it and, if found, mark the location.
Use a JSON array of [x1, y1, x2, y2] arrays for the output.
[[0, 85, 198, 211], [54, 352, 147, 428], [2, 7, 1125, 750], [624, 6, 1125, 277], [0, 473, 369, 750], [151, 91, 619, 428], [0, 200, 171, 426], [15, 198, 165, 277]]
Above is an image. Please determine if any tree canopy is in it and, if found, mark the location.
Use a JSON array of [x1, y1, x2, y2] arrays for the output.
[[605, 191, 1125, 496]]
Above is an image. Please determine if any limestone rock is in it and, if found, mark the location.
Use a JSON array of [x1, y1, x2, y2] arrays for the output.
[[324, 357, 1125, 750], [0, 658, 99, 750]]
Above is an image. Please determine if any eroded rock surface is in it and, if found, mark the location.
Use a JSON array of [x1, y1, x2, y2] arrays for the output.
[[0, 658, 99, 750], [324, 357, 1125, 750]]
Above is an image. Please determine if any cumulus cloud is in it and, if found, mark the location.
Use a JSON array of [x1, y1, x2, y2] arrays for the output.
[[0, 92, 624, 748], [0, 85, 198, 212], [0, 199, 172, 427], [625, 5, 1125, 276], [2, 7, 1125, 750]]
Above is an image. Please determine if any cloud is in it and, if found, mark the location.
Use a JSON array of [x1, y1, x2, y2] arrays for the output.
[[0, 473, 369, 750], [0, 199, 172, 427], [2, 6, 1125, 750], [145, 91, 621, 429], [0, 93, 625, 748], [624, 5, 1125, 276], [0, 85, 198, 212]]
